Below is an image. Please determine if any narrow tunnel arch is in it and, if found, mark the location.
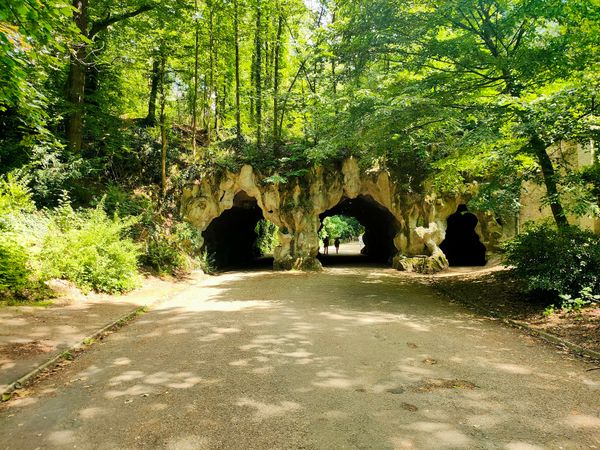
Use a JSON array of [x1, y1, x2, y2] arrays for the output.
[[439, 204, 487, 266], [318, 195, 400, 266], [202, 191, 272, 270]]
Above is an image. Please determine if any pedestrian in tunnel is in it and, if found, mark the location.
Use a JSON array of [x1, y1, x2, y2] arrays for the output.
[[323, 236, 330, 255], [334, 237, 340, 254]]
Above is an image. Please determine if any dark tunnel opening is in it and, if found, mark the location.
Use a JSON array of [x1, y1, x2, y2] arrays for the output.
[[439, 204, 487, 266], [202, 191, 273, 271], [318, 195, 400, 266]]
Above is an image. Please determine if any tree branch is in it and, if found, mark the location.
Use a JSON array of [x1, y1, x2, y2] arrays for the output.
[[89, 3, 156, 37]]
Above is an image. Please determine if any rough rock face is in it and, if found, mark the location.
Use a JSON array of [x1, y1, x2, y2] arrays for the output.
[[180, 159, 511, 272]]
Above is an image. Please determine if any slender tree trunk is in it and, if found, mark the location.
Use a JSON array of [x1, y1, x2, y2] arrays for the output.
[[331, 9, 337, 114], [278, 60, 305, 135], [273, 13, 283, 155], [531, 135, 569, 229], [191, 0, 200, 157], [301, 82, 308, 142], [202, 71, 209, 129], [159, 54, 168, 199], [254, 1, 263, 148], [213, 45, 219, 135], [145, 57, 160, 126], [208, 3, 215, 143], [65, 0, 89, 152], [234, 0, 242, 142]]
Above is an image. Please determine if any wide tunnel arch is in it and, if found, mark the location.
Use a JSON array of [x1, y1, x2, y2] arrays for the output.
[[318, 195, 401, 265], [202, 190, 271, 270]]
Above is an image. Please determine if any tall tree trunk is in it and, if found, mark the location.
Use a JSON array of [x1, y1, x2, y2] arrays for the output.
[[202, 71, 209, 129], [213, 45, 219, 135], [145, 57, 160, 126], [191, 0, 200, 156], [531, 135, 569, 229], [66, 1, 156, 144], [159, 54, 168, 199], [234, 0, 242, 142], [208, 3, 215, 143], [65, 0, 89, 152], [331, 8, 337, 113], [273, 13, 283, 155], [254, 1, 263, 148]]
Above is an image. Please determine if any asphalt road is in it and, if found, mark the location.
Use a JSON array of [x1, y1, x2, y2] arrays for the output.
[[1, 266, 599, 449]]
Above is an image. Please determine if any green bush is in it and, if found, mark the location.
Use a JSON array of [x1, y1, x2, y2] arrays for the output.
[[41, 202, 140, 293], [140, 236, 185, 275], [503, 222, 600, 298], [0, 174, 35, 217], [140, 221, 204, 275], [198, 250, 217, 275], [255, 219, 279, 256], [0, 234, 30, 294], [0, 175, 39, 297], [100, 184, 152, 218]]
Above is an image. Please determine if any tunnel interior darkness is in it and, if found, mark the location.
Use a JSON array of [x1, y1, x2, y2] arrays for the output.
[[202, 191, 268, 270], [439, 204, 487, 266], [319, 195, 400, 265]]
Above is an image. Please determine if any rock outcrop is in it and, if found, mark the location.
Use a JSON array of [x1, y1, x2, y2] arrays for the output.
[[180, 159, 511, 272]]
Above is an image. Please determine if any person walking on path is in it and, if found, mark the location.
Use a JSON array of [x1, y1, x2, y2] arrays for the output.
[[323, 236, 330, 255], [334, 238, 340, 254]]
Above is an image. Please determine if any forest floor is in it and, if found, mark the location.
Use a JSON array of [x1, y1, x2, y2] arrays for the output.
[[426, 265, 600, 355]]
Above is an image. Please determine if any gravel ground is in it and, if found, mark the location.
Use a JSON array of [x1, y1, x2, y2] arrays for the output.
[[0, 266, 599, 449]]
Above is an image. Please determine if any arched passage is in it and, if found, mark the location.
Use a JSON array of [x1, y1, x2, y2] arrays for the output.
[[318, 195, 400, 265], [202, 191, 271, 270], [439, 205, 487, 266]]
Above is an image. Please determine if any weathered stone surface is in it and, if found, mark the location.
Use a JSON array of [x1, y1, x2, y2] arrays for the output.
[[180, 159, 506, 272]]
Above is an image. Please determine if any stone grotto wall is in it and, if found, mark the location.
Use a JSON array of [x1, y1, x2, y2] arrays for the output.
[[180, 158, 511, 273]]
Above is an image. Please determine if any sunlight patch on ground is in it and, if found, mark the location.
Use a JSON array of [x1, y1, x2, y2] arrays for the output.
[[165, 435, 211, 450], [78, 406, 109, 420], [564, 414, 600, 428], [48, 430, 76, 446], [168, 300, 275, 312], [236, 397, 302, 420], [492, 363, 533, 375], [504, 442, 546, 450]]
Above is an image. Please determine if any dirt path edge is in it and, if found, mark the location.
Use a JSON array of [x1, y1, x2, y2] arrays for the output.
[[434, 285, 600, 363]]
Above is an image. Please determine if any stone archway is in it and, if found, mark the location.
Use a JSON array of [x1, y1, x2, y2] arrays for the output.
[[202, 191, 266, 269], [439, 205, 487, 266], [318, 195, 401, 265], [180, 159, 510, 273]]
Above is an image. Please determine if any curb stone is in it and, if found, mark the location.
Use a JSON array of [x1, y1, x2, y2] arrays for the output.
[[433, 284, 600, 363]]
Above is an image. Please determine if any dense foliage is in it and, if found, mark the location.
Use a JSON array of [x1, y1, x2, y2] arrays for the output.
[[319, 215, 364, 241], [1, 0, 595, 213], [255, 219, 279, 256], [503, 223, 600, 300], [0, 0, 598, 298], [40, 202, 140, 293], [0, 176, 205, 299]]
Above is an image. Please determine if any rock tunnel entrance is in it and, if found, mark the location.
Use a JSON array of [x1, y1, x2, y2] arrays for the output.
[[439, 205, 487, 266], [318, 195, 400, 266], [202, 191, 272, 270]]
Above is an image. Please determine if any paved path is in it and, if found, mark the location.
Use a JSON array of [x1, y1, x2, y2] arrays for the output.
[[0, 277, 196, 393], [1, 267, 599, 449]]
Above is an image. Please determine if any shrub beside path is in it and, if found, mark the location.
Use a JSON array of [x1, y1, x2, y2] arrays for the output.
[[0, 273, 205, 396]]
